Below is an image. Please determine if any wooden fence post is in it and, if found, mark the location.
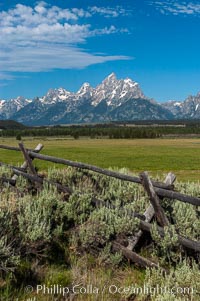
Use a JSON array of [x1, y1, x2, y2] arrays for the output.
[[11, 143, 43, 182], [127, 172, 176, 250], [18, 143, 37, 175], [140, 171, 169, 227], [112, 242, 163, 270]]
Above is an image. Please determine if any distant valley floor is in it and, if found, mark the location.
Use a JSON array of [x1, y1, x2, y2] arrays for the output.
[[0, 137, 200, 181]]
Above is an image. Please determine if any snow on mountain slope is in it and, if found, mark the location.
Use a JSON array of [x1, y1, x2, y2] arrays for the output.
[[0, 97, 32, 119], [91, 73, 145, 108], [162, 93, 200, 119], [3, 73, 198, 125]]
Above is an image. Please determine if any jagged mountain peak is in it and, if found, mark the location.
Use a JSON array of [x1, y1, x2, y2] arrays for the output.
[[124, 77, 138, 87], [186, 93, 200, 102], [76, 83, 94, 102], [41, 87, 72, 104], [106, 72, 117, 80], [101, 72, 118, 86], [162, 91, 200, 119], [4, 73, 200, 125], [103, 73, 137, 88], [0, 100, 6, 109], [46, 87, 70, 96], [91, 73, 145, 107], [0, 96, 31, 119], [12, 96, 24, 100], [77, 82, 92, 94]]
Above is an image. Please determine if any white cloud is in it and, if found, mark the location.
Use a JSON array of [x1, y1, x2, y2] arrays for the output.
[[0, 73, 15, 80], [89, 6, 131, 18], [151, 1, 200, 16], [0, 2, 131, 81], [91, 25, 129, 35], [0, 44, 129, 72]]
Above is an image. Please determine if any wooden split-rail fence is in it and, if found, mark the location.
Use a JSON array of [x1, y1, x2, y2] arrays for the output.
[[0, 142, 200, 271]]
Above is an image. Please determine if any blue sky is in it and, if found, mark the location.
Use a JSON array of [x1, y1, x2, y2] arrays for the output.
[[0, 0, 200, 102]]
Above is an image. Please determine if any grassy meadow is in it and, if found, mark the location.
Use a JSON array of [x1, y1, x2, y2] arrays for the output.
[[0, 136, 200, 181], [0, 160, 200, 301], [0, 136, 200, 301]]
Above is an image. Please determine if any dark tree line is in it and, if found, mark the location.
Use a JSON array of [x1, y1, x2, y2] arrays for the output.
[[0, 126, 161, 139], [1, 123, 200, 139]]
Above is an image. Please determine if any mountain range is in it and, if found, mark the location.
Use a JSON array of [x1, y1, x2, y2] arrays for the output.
[[1, 73, 200, 126]]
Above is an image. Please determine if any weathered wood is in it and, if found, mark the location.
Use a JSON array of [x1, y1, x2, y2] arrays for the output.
[[11, 143, 43, 182], [18, 143, 37, 175], [164, 172, 176, 186], [2, 162, 148, 218], [13, 168, 72, 194], [140, 172, 169, 227], [139, 220, 200, 252], [127, 205, 155, 250], [0, 145, 22, 151], [0, 176, 16, 186], [155, 187, 200, 206], [28, 151, 173, 189], [0, 144, 43, 152], [0, 175, 25, 197], [127, 172, 176, 251], [1, 144, 200, 205], [27, 151, 200, 206], [0, 162, 26, 172], [112, 242, 160, 269], [1, 156, 199, 252]]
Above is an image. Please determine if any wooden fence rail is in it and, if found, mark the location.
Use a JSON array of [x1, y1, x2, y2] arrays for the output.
[[27, 150, 200, 206], [28, 151, 173, 189], [1, 143, 200, 206], [0, 142, 199, 270]]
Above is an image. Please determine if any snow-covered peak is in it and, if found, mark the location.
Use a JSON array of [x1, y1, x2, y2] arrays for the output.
[[41, 88, 72, 103], [13, 96, 31, 105], [76, 82, 94, 101], [0, 100, 6, 109], [0, 73, 148, 122], [0, 96, 32, 119], [77, 82, 92, 94], [102, 72, 117, 85], [124, 78, 138, 88], [92, 73, 145, 107], [9, 96, 32, 109], [107, 72, 116, 80], [47, 88, 70, 97], [80, 82, 90, 88], [174, 102, 182, 107]]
